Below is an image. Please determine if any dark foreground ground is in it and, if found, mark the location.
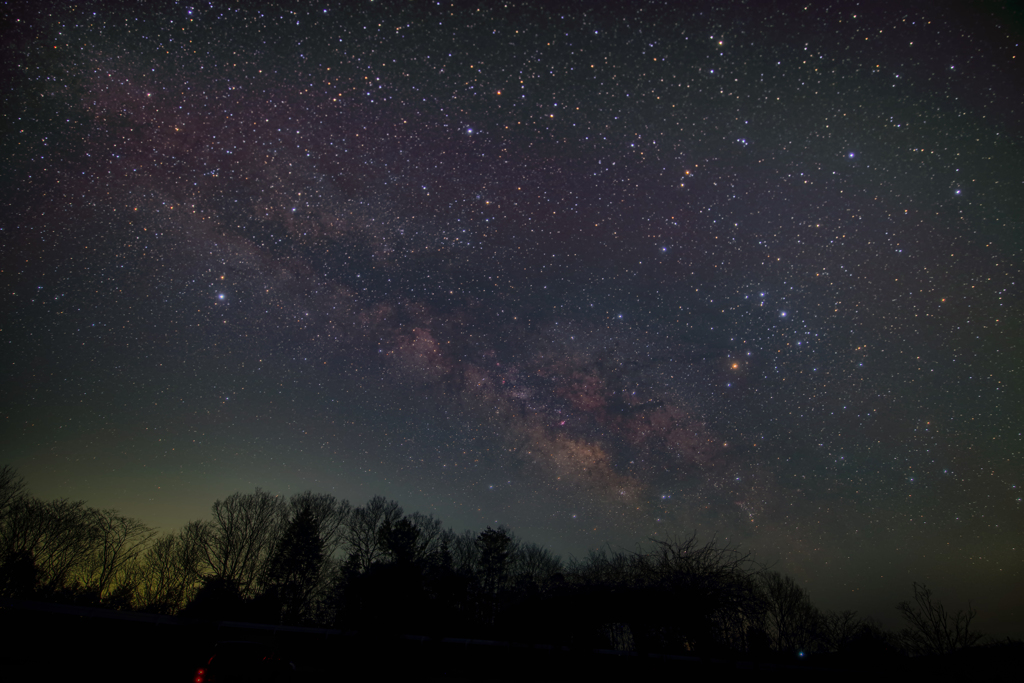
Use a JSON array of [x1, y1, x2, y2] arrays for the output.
[[0, 599, 1017, 681]]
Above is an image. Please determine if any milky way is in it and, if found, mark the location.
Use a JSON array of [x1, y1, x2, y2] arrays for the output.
[[2, 1, 1021, 633]]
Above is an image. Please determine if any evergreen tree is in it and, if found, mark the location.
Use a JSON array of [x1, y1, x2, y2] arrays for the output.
[[266, 504, 324, 624]]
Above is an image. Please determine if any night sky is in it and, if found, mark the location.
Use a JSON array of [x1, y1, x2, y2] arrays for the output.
[[2, 1, 1021, 636]]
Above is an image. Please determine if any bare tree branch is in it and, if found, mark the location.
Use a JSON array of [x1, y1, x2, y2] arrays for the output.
[[897, 582, 982, 655]]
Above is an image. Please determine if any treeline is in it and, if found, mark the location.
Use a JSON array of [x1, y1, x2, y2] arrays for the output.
[[0, 465, 985, 660]]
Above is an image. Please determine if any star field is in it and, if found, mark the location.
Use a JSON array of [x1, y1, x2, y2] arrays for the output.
[[1, 0, 1021, 634]]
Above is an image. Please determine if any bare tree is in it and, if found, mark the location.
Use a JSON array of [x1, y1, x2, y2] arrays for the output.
[[0, 481, 154, 604], [560, 534, 763, 654], [137, 533, 185, 612], [84, 509, 157, 601], [376, 511, 449, 567], [565, 547, 632, 587], [0, 497, 100, 592], [820, 610, 870, 652], [343, 495, 402, 572], [447, 529, 480, 573], [0, 467, 35, 596], [134, 520, 209, 612], [202, 489, 287, 598], [405, 512, 448, 563], [644, 535, 764, 652], [510, 542, 562, 587], [897, 583, 983, 655], [0, 465, 27, 521], [759, 570, 822, 654]]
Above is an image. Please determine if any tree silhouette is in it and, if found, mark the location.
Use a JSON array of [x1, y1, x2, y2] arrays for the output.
[[5, 464, 978, 664], [510, 542, 562, 588], [759, 570, 822, 655], [0, 468, 39, 598], [134, 522, 206, 613], [897, 583, 982, 655], [0, 497, 101, 594], [343, 495, 402, 572], [379, 516, 420, 565], [820, 610, 858, 651], [0, 465, 27, 519], [476, 526, 514, 593], [84, 509, 156, 602], [556, 534, 763, 654], [265, 502, 325, 624], [285, 491, 351, 559], [202, 488, 287, 598]]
